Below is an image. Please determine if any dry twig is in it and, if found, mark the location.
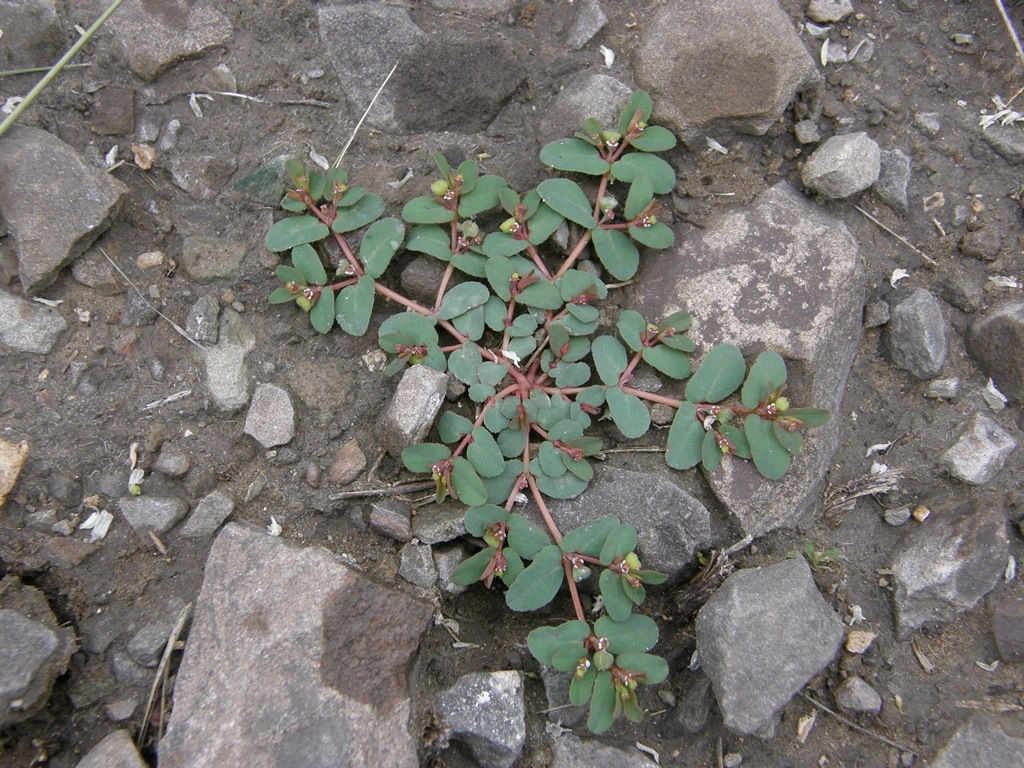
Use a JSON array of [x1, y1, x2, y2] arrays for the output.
[[995, 0, 1024, 74], [800, 693, 917, 755], [138, 602, 193, 750], [854, 205, 938, 267], [822, 467, 903, 524], [675, 535, 753, 621], [328, 480, 435, 501]]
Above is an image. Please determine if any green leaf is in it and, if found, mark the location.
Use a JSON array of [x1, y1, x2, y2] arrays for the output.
[[599, 524, 639, 566], [741, 350, 787, 408], [269, 287, 296, 304], [433, 152, 451, 178], [685, 344, 746, 403], [629, 124, 677, 152], [782, 408, 831, 428], [641, 345, 691, 380], [537, 178, 596, 229], [745, 415, 790, 479], [506, 544, 565, 611], [456, 175, 507, 217], [595, 614, 659, 654], [359, 218, 404, 278], [659, 310, 691, 333], [606, 387, 650, 438], [773, 420, 804, 455], [451, 249, 487, 277], [308, 170, 327, 202], [567, 303, 599, 324], [517, 280, 563, 310], [482, 232, 529, 259], [336, 186, 367, 207], [508, 313, 538, 338], [599, 569, 634, 621], [437, 282, 490, 320], [507, 514, 550, 559], [539, 441, 568, 478], [616, 310, 646, 351], [447, 346, 483, 385], [702, 430, 722, 472], [551, 645, 590, 672], [438, 411, 473, 444], [532, 459, 589, 499], [275, 265, 306, 285], [666, 402, 703, 470], [451, 547, 496, 585], [720, 424, 752, 459], [280, 195, 307, 213], [334, 275, 375, 335], [309, 286, 335, 333], [591, 227, 640, 281], [467, 427, 505, 478], [526, 202, 565, 245], [496, 426, 526, 458], [500, 548, 524, 586], [453, 305, 485, 341], [539, 138, 611, 175], [618, 91, 654, 134], [576, 385, 606, 409], [610, 154, 676, 194], [402, 443, 451, 473], [456, 159, 479, 193], [562, 454, 593, 482], [451, 456, 488, 506], [402, 196, 453, 224], [628, 221, 674, 249], [464, 504, 509, 536], [331, 193, 386, 233], [292, 243, 327, 285], [478, 361, 507, 387], [406, 224, 452, 261], [527, 620, 589, 665], [548, 419, 584, 442], [588, 671, 616, 734], [570, 665, 597, 706], [265, 216, 329, 252], [484, 295, 508, 332], [624, 175, 654, 221], [561, 516, 619, 557], [483, 459, 523, 504], [553, 362, 591, 388], [615, 652, 669, 685], [639, 569, 668, 585], [484, 255, 516, 300]]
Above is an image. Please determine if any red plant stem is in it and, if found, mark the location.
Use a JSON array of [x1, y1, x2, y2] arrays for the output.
[[524, 243, 553, 280], [304, 197, 363, 276], [619, 385, 684, 408], [326, 277, 359, 291], [434, 261, 456, 313], [554, 228, 594, 279], [563, 561, 586, 621]]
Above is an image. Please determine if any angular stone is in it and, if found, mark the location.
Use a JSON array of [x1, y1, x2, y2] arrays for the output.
[[695, 558, 845, 735], [92, 87, 136, 136], [327, 440, 366, 486], [566, 0, 607, 50], [967, 301, 1024, 401], [434, 671, 525, 768], [71, 251, 123, 295], [634, 0, 819, 145], [186, 295, 220, 344], [433, 543, 468, 596], [318, 5, 428, 130], [126, 624, 168, 668], [232, 156, 291, 205], [179, 490, 235, 538], [627, 182, 864, 536], [930, 716, 1024, 768], [369, 499, 413, 543], [0, 439, 29, 508], [398, 541, 437, 589], [834, 676, 881, 714], [874, 148, 911, 212], [980, 124, 1024, 164], [170, 154, 237, 200], [891, 505, 1008, 638], [992, 595, 1024, 664], [959, 227, 1002, 260], [540, 666, 587, 727], [940, 412, 1017, 485], [411, 504, 466, 545], [0, 0, 63, 71], [551, 732, 655, 768], [244, 383, 296, 449], [802, 132, 881, 199], [118, 496, 188, 536], [545, 467, 710, 578], [107, 0, 233, 81], [380, 365, 448, 458], [159, 523, 433, 768], [426, 0, 513, 10], [180, 237, 246, 283], [538, 74, 633, 144], [202, 308, 255, 413], [0, 291, 67, 354], [76, 729, 148, 768], [0, 126, 127, 293], [883, 289, 949, 380], [807, 0, 853, 22]]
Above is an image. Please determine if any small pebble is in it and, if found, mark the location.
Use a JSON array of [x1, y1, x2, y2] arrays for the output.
[[884, 506, 912, 526], [846, 629, 877, 654], [924, 378, 959, 399], [305, 462, 322, 488], [136, 251, 166, 269], [723, 753, 743, 768], [912, 504, 930, 522]]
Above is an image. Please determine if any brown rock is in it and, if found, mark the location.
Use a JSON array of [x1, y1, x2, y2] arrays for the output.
[[992, 594, 1024, 663], [92, 87, 136, 136], [328, 440, 367, 486], [959, 227, 1002, 260], [369, 499, 413, 543]]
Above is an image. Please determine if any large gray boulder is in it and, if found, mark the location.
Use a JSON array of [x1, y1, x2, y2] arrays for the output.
[[967, 301, 1024, 401], [626, 182, 865, 536], [634, 0, 819, 146]]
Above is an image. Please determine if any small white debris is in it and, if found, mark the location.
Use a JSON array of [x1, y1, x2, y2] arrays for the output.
[[636, 742, 660, 764], [976, 659, 1000, 672], [848, 604, 866, 625], [703, 413, 717, 430], [309, 148, 330, 170], [870, 462, 888, 475], [79, 510, 113, 542], [129, 442, 139, 470], [502, 349, 522, 368], [132, 144, 156, 170], [267, 515, 282, 536], [104, 145, 119, 170], [2, 96, 24, 114], [128, 467, 145, 495], [545, 721, 571, 737], [804, 21, 832, 38], [820, 38, 830, 67], [848, 39, 868, 61], [591, 594, 605, 614], [985, 378, 1009, 410], [980, 95, 1024, 130], [890, 268, 911, 287], [74, 308, 91, 323], [1006, 556, 1017, 583], [689, 649, 700, 671], [435, 613, 461, 635], [911, 638, 935, 673], [599, 45, 615, 67], [514, 492, 528, 505], [988, 275, 1020, 289], [706, 136, 729, 154], [31, 296, 63, 308], [188, 92, 212, 118], [387, 168, 414, 189], [797, 710, 817, 743], [452, 641, 481, 649], [865, 442, 891, 458]]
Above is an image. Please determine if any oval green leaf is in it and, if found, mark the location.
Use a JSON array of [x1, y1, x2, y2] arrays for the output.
[[464, 504, 509, 536], [334, 275, 374, 335], [599, 523, 638, 566], [291, 243, 327, 285], [539, 138, 611, 175], [610, 153, 676, 194], [451, 547, 497, 585], [467, 426, 505, 478], [599, 569, 634, 621], [561, 515, 619, 557], [594, 613, 659, 654], [265, 216, 329, 252], [628, 221, 674, 249], [458, 175, 508, 217], [606, 387, 650, 439], [587, 670, 616, 734], [666, 402, 703, 470], [629, 124, 677, 152], [402, 196, 453, 224], [309, 286, 335, 333], [537, 178, 596, 229], [745, 414, 790, 479], [507, 514, 550, 560], [406, 224, 452, 261], [741, 350, 787, 408], [331, 193, 386, 233], [527, 619, 589, 665], [684, 343, 746, 403], [437, 282, 490, 320], [641, 345, 691, 380], [615, 652, 669, 685], [360, 217, 404, 278], [591, 227, 640, 281], [450, 456, 488, 506], [402, 443, 451, 473], [505, 544, 565, 611]]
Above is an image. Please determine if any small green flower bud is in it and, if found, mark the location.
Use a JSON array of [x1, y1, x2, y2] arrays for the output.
[[602, 130, 622, 145], [624, 552, 641, 572], [430, 179, 450, 197], [295, 295, 313, 312], [594, 649, 614, 671], [500, 217, 517, 233], [599, 195, 619, 212], [775, 396, 790, 411], [459, 220, 480, 239]]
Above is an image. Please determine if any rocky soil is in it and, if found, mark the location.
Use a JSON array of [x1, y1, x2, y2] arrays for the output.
[[1, 0, 1023, 766]]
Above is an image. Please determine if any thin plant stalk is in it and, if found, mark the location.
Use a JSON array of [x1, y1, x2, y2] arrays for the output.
[[0, 63, 90, 78], [0, 0, 126, 139]]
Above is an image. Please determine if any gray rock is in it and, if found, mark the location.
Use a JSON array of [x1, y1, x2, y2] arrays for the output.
[[318, 5, 428, 130], [635, 0, 819, 145], [380, 365, 448, 458], [0, 0, 63, 71], [154, 443, 191, 478], [71, 251, 123, 295], [169, 154, 237, 201], [802, 132, 881, 199], [891, 505, 1008, 638], [930, 716, 1024, 768], [75, 729, 148, 768], [626, 182, 864, 536], [991, 595, 1024, 663], [914, 111, 942, 136], [327, 439, 366, 486], [884, 506, 912, 526], [111, 652, 150, 687], [566, 0, 607, 50], [120, 290, 157, 327], [940, 412, 1017, 485], [369, 499, 413, 543], [550, 732, 655, 767], [179, 490, 235, 538], [159, 523, 434, 768], [874, 148, 911, 212], [539, 666, 587, 727], [434, 671, 525, 768], [244, 383, 296, 449], [967, 301, 1024, 401], [107, 0, 232, 81], [959, 227, 1002, 260], [202, 308, 255, 412], [0, 290, 67, 354], [426, 0, 513, 11], [400, 257, 450, 305], [980, 124, 1024, 164], [232, 156, 291, 205], [539, 74, 633, 144], [0, 126, 127, 293], [186, 295, 220, 344], [834, 676, 882, 714], [118, 496, 188, 536], [794, 119, 821, 144], [392, 40, 525, 133], [398, 541, 437, 589], [883, 289, 948, 380], [863, 298, 890, 328], [48, 474, 83, 507], [807, 0, 853, 22], [433, 543, 469, 596], [126, 623, 168, 668], [104, 697, 139, 723], [411, 504, 467, 545], [180, 237, 246, 283], [547, 467, 710, 578], [925, 378, 960, 400], [695, 558, 845, 735]]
